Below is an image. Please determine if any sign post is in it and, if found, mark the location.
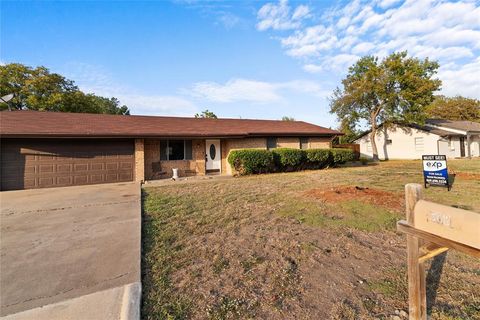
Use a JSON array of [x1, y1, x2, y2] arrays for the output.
[[422, 155, 450, 191]]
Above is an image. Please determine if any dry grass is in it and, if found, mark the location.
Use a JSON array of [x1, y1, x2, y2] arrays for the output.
[[142, 159, 480, 320]]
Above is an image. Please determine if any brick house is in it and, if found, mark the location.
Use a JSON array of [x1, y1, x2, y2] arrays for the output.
[[0, 111, 341, 190]]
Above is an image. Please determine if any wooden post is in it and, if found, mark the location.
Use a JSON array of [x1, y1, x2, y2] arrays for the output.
[[405, 183, 426, 320]]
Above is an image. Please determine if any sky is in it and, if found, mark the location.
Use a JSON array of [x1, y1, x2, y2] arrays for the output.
[[1, 0, 479, 128]]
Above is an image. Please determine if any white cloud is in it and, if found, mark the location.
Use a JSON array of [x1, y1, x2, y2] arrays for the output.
[[438, 57, 480, 98], [303, 64, 323, 73], [257, 0, 480, 97], [117, 95, 197, 116], [216, 12, 241, 29], [61, 62, 198, 116], [292, 5, 310, 20], [351, 41, 376, 55], [281, 25, 338, 57], [190, 79, 280, 103], [189, 78, 327, 103], [256, 0, 310, 31], [377, 0, 402, 9]]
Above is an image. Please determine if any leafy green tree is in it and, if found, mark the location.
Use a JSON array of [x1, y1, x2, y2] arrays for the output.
[[281, 116, 295, 121], [0, 63, 129, 115], [330, 51, 441, 160], [425, 95, 479, 121], [194, 109, 217, 118], [337, 118, 359, 144]]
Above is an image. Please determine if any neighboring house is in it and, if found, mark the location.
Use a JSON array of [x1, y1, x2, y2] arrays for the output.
[[355, 119, 480, 160], [0, 111, 341, 191]]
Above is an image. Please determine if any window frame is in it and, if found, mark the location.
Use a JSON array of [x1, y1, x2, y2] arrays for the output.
[[299, 137, 309, 149], [266, 137, 277, 150], [160, 139, 193, 161]]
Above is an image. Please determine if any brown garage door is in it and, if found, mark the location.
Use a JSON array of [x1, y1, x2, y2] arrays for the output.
[[1, 139, 134, 191]]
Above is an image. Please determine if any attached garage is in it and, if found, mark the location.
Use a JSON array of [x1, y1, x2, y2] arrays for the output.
[[1, 139, 134, 191]]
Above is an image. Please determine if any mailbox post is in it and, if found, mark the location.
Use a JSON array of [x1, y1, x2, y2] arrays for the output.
[[398, 184, 480, 320]]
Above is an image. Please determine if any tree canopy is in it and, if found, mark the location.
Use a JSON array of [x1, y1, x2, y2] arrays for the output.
[[281, 116, 296, 121], [330, 51, 441, 160], [194, 109, 217, 118], [0, 63, 129, 115], [425, 95, 480, 121]]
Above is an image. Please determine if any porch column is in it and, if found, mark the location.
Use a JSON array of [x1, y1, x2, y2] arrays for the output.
[[135, 138, 145, 182], [466, 133, 471, 159]]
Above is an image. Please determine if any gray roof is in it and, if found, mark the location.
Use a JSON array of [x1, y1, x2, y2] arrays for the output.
[[409, 123, 459, 137], [354, 121, 465, 140], [426, 119, 480, 133]]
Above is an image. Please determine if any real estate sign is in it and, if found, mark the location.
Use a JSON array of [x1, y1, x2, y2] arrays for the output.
[[422, 155, 450, 190]]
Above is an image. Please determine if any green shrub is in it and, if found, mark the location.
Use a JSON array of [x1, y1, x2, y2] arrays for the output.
[[227, 149, 274, 175], [272, 148, 305, 170], [359, 157, 369, 165], [305, 149, 332, 168], [331, 148, 355, 164], [228, 147, 356, 176]]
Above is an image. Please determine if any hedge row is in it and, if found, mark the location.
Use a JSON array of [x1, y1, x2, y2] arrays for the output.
[[228, 148, 355, 176]]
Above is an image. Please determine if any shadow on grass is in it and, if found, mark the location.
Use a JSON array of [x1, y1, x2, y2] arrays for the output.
[[426, 252, 448, 315]]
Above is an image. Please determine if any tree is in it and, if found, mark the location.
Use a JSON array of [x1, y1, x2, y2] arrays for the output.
[[330, 51, 441, 161], [337, 118, 359, 144], [281, 116, 295, 121], [194, 109, 217, 118], [0, 63, 129, 114], [425, 95, 480, 121]]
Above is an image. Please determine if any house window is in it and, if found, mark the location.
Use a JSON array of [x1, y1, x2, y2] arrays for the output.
[[160, 140, 193, 160], [414, 137, 424, 152], [386, 139, 392, 145], [299, 137, 309, 149], [267, 137, 277, 150]]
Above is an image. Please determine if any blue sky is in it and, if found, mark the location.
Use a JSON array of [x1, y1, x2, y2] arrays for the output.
[[2, 0, 479, 128]]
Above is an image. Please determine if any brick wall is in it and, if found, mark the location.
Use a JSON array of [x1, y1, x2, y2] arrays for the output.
[[134, 138, 145, 182], [221, 138, 267, 175], [145, 136, 334, 180], [309, 137, 332, 149], [277, 137, 300, 148]]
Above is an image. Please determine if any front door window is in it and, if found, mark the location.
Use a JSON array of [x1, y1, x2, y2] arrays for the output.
[[209, 144, 216, 160]]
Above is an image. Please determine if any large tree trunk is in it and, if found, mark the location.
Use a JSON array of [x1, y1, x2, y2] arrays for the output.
[[370, 124, 379, 161]]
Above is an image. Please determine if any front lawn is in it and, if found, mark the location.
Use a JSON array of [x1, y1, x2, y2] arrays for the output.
[[142, 159, 480, 320]]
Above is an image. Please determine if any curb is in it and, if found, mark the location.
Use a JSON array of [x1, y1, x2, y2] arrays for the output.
[[120, 282, 142, 320]]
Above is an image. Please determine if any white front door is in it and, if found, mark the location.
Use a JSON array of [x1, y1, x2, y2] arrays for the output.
[[205, 139, 221, 171]]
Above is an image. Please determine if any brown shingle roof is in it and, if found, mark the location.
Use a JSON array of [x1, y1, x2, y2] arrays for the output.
[[0, 111, 341, 138]]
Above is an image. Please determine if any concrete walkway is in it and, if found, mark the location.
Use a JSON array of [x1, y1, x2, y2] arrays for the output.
[[0, 183, 141, 319]]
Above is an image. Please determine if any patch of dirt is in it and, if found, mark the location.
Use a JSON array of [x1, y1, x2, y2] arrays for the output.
[[453, 171, 480, 180], [304, 186, 404, 212], [172, 211, 406, 320]]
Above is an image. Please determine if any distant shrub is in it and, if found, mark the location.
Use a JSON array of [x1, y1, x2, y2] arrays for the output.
[[331, 148, 355, 164], [359, 157, 369, 165], [227, 149, 274, 175], [272, 148, 305, 170], [305, 149, 332, 168]]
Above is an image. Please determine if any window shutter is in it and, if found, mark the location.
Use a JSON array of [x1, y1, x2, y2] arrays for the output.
[[160, 140, 168, 160], [185, 140, 193, 160]]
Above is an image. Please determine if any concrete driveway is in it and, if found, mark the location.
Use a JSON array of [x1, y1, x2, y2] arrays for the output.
[[0, 183, 141, 319]]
